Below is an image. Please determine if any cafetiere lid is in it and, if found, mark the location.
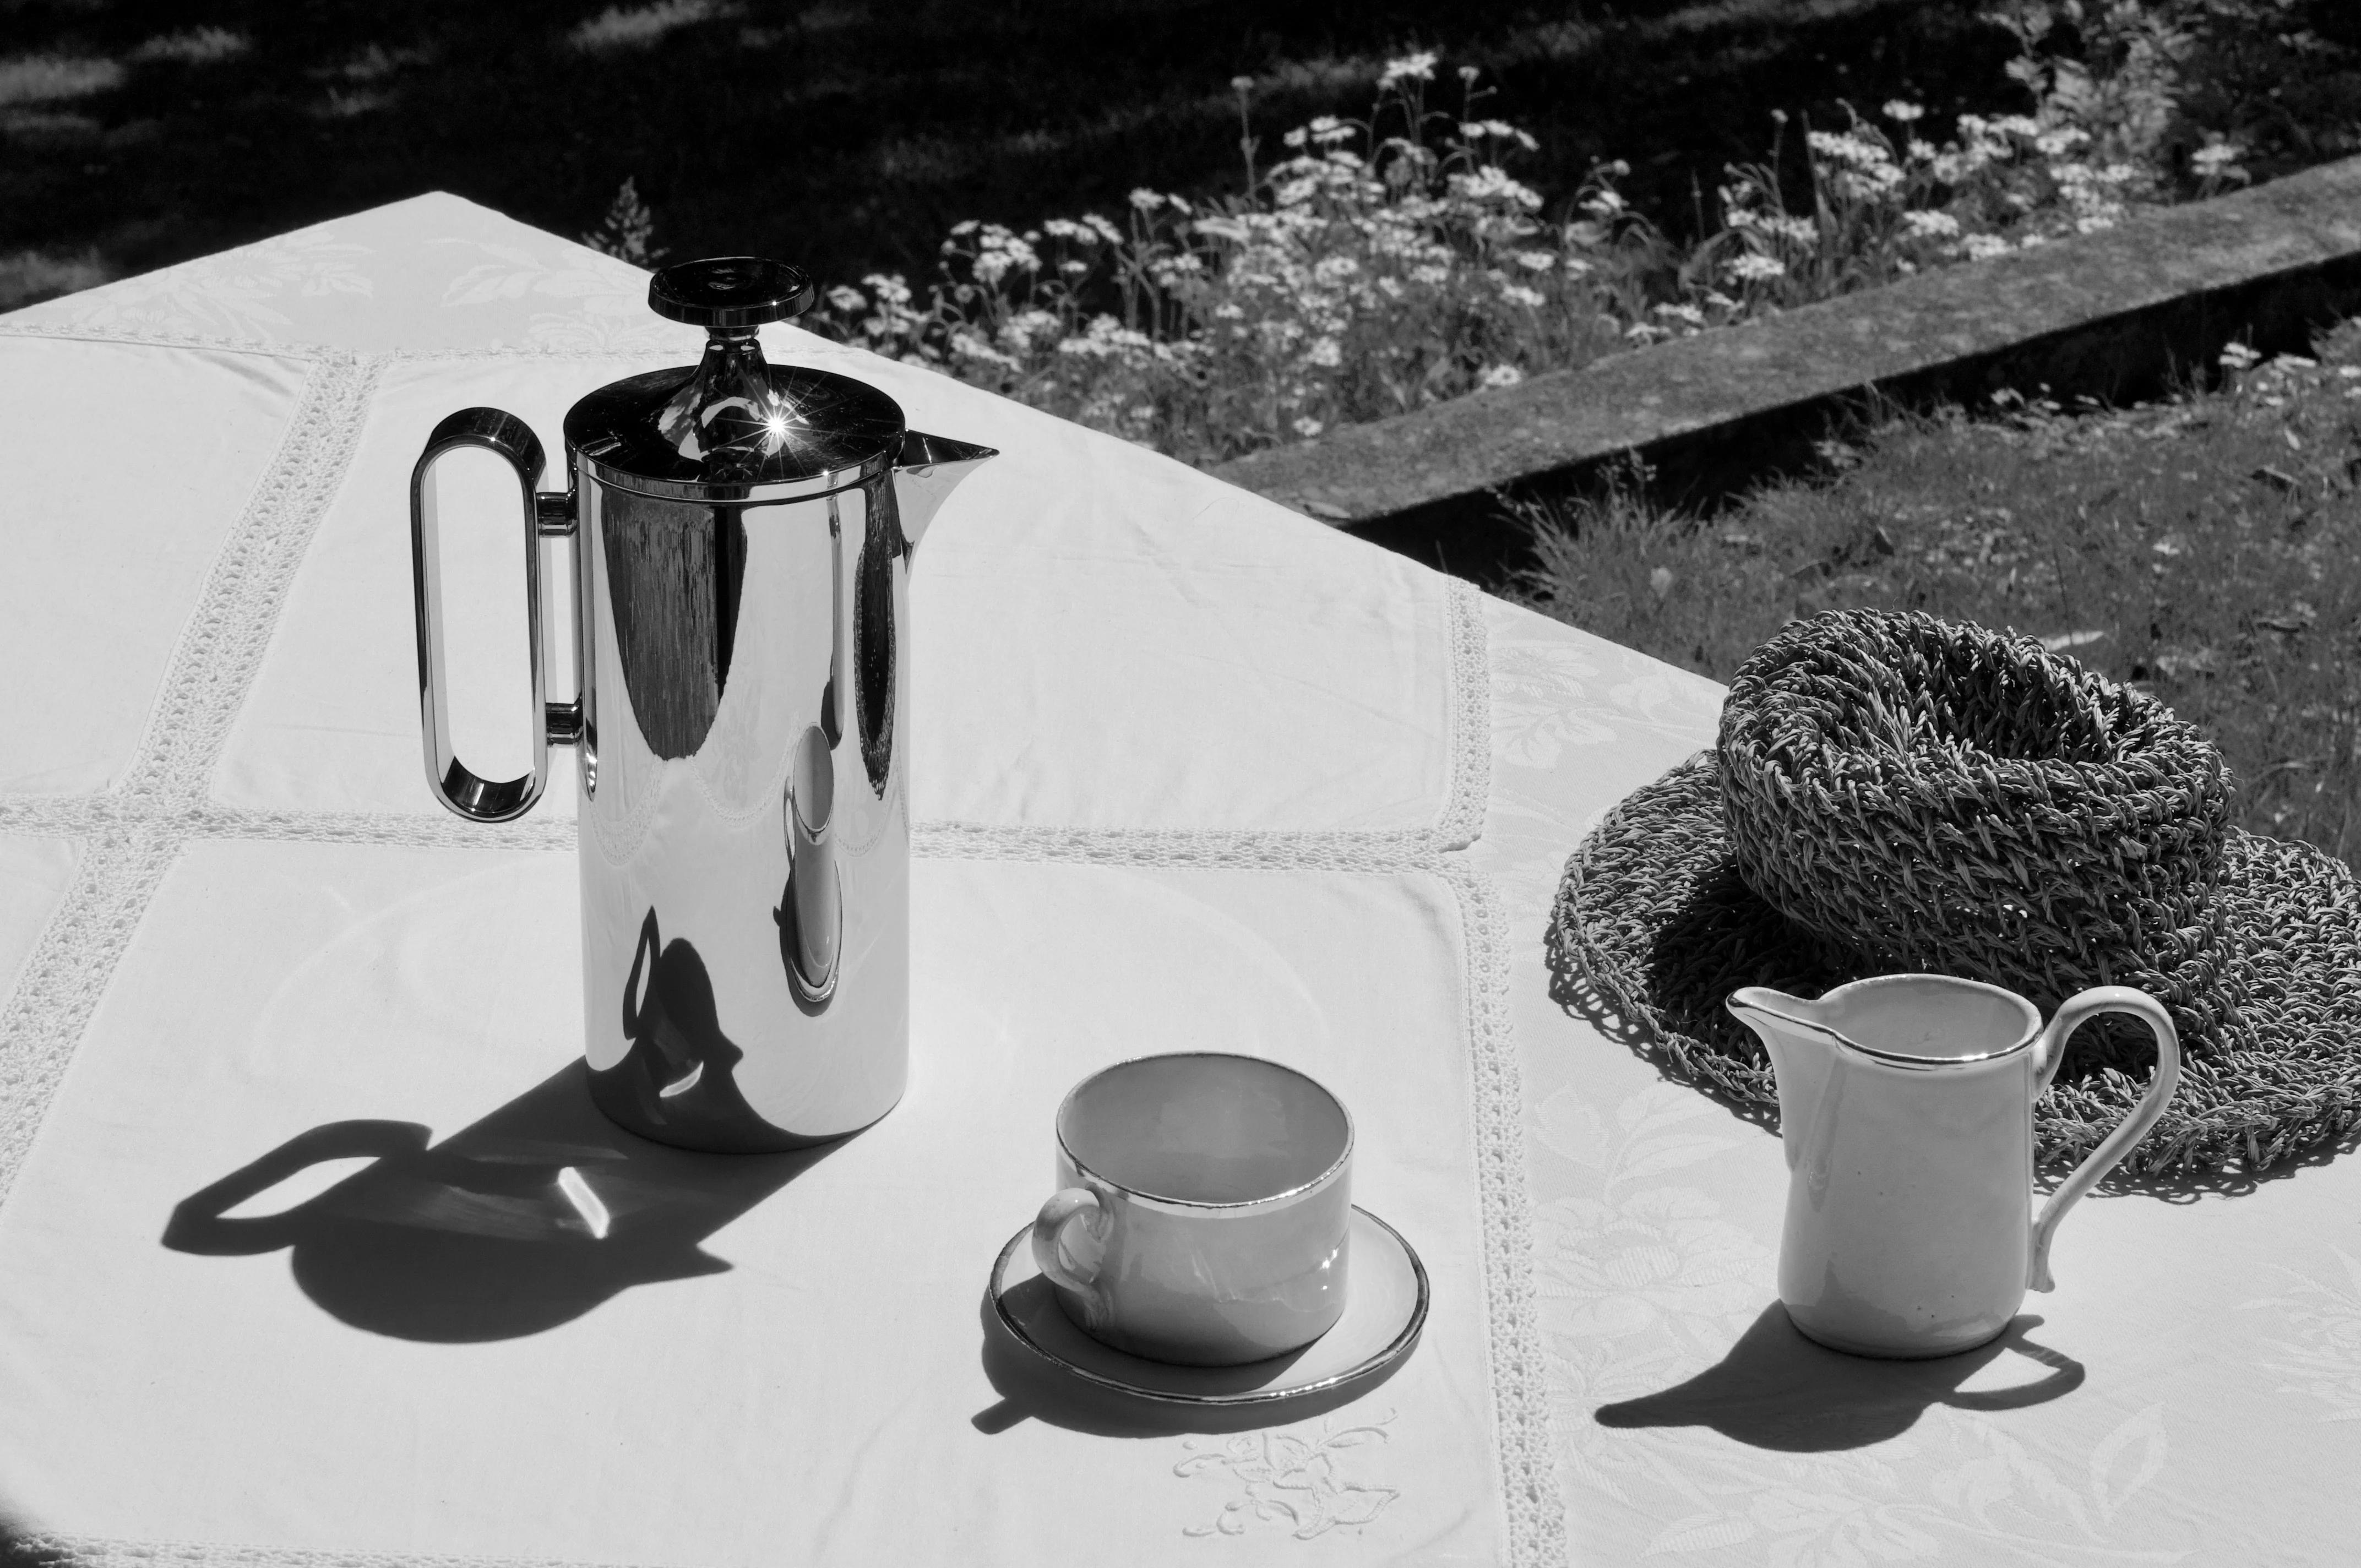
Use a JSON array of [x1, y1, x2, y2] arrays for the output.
[[562, 256, 907, 503]]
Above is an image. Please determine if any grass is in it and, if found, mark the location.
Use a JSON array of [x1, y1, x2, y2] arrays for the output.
[[1515, 324, 2361, 864]]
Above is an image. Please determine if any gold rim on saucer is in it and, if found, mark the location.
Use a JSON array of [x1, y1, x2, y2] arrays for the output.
[[988, 1205, 1428, 1407]]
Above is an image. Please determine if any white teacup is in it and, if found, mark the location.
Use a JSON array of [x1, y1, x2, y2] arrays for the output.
[[1031, 1053, 1353, 1367]]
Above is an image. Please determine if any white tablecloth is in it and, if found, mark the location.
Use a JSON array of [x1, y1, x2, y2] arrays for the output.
[[0, 194, 2354, 1566]]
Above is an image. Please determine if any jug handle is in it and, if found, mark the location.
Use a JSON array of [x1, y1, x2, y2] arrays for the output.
[[409, 408, 581, 823], [2027, 987, 2182, 1292]]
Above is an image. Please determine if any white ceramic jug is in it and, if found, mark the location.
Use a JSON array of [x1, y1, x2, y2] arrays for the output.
[[1729, 975, 2180, 1358]]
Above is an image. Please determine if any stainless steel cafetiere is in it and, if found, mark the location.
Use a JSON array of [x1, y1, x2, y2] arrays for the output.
[[410, 257, 993, 1152]]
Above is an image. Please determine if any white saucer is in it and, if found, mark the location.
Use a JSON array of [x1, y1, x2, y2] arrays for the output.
[[989, 1205, 1428, 1406]]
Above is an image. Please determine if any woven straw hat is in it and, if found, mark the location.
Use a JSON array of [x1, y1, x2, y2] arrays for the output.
[[1553, 608, 2361, 1179]]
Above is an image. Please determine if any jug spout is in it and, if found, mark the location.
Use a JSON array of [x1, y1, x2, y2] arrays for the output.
[[1728, 986, 1840, 1047], [1728, 987, 1845, 1171], [893, 431, 998, 552]]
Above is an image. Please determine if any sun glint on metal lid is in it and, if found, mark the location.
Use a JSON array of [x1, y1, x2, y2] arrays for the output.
[[562, 257, 904, 502]]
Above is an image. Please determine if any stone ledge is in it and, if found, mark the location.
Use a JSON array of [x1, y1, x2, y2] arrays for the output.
[[1210, 154, 2361, 583]]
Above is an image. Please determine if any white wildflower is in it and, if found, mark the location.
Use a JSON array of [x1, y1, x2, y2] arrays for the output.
[[998, 308, 1062, 351], [1057, 314, 1153, 360], [1452, 165, 1543, 210], [2191, 140, 2246, 180], [970, 227, 1039, 285], [1292, 416, 1325, 438], [825, 284, 866, 313], [1807, 129, 1890, 169], [1379, 51, 1438, 89], [949, 330, 1018, 369], [1498, 282, 1546, 308], [1902, 210, 1961, 239], [1513, 248, 1557, 272], [1128, 187, 1163, 211], [1653, 302, 1707, 327], [1305, 337, 1343, 368], [1883, 100, 1925, 123], [1479, 364, 1525, 389], [1961, 232, 2011, 262], [1725, 252, 1786, 282], [1460, 118, 1537, 151]]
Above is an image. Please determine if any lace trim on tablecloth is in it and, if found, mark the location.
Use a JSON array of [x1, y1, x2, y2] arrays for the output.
[[0, 341, 1559, 1567], [0, 319, 335, 360], [1, 1536, 695, 1568], [0, 352, 378, 1208], [1443, 860, 1561, 1568]]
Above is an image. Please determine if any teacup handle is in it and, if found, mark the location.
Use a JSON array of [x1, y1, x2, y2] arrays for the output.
[[1031, 1186, 1108, 1295], [2027, 986, 2182, 1292]]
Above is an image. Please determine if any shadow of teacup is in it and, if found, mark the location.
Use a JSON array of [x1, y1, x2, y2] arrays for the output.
[[970, 1284, 1406, 1439], [163, 1062, 844, 1342], [1595, 1303, 2085, 1452]]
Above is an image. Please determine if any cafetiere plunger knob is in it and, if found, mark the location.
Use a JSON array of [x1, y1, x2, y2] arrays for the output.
[[648, 257, 815, 329]]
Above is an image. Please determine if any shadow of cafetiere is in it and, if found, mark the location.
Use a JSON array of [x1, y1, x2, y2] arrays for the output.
[[162, 1061, 844, 1342], [1595, 1303, 2084, 1452]]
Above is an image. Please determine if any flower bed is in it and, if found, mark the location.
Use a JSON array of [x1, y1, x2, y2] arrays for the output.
[[794, 8, 2310, 467]]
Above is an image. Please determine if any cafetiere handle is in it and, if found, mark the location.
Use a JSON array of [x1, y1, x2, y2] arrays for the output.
[[409, 408, 581, 823], [2027, 986, 2182, 1292]]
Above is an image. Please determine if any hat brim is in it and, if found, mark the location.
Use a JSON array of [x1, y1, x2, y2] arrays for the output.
[[1552, 751, 2361, 1180]]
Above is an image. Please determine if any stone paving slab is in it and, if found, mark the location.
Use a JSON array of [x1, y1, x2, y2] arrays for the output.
[[1210, 154, 2361, 582]]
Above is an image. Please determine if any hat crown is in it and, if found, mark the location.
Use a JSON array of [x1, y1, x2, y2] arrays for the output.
[[1716, 608, 2233, 1019]]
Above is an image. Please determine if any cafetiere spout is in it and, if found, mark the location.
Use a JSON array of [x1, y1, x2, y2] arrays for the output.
[[893, 431, 997, 552]]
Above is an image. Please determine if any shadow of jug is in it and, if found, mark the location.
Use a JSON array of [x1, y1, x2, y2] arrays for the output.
[[1596, 1304, 2085, 1453], [163, 1061, 842, 1342]]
